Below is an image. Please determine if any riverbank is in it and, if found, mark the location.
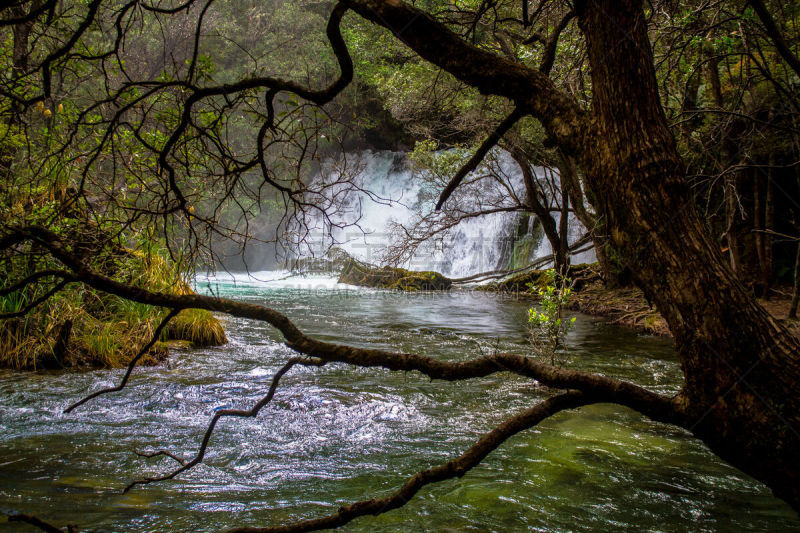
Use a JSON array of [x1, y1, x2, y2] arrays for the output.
[[568, 278, 800, 338], [567, 277, 670, 336], [479, 263, 799, 338]]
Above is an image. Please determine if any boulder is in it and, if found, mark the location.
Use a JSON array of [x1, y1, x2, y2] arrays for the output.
[[338, 259, 451, 290]]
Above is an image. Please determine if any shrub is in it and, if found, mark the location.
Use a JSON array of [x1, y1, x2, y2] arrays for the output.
[[527, 269, 576, 365]]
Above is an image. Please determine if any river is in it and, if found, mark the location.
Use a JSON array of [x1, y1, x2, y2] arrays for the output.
[[1, 273, 798, 531]]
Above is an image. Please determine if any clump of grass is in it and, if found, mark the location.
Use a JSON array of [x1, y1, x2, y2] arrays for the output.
[[0, 283, 70, 369], [0, 322, 42, 370], [71, 310, 169, 368], [165, 308, 227, 347]]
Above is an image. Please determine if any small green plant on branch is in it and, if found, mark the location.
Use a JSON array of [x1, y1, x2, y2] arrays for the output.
[[527, 269, 576, 365]]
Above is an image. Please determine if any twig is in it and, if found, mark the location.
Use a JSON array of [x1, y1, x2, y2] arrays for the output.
[[64, 309, 180, 413], [0, 270, 73, 296], [124, 356, 325, 492], [0, 279, 72, 319]]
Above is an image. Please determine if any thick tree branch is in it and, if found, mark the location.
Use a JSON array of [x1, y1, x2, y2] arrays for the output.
[[341, 0, 588, 150], [436, 107, 525, 210], [226, 392, 597, 533], [0, 0, 56, 26], [10, 225, 681, 428]]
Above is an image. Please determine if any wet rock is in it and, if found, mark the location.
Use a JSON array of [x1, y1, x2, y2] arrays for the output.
[[338, 259, 451, 290]]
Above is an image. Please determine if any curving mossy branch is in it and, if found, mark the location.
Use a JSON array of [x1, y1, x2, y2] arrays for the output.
[[2, 224, 689, 532]]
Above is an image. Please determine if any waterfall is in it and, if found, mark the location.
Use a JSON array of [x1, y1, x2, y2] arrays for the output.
[[299, 150, 594, 278]]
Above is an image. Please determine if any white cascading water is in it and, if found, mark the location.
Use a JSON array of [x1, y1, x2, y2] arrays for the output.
[[301, 151, 593, 278]]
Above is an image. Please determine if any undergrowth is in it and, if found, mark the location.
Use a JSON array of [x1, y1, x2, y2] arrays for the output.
[[1, 194, 226, 370]]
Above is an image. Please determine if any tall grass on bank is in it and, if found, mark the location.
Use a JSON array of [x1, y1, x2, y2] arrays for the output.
[[0, 239, 226, 371]]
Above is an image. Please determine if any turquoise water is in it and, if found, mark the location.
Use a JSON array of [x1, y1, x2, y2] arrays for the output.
[[1, 273, 798, 531]]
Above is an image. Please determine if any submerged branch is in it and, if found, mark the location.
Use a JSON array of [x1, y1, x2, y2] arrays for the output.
[[6, 512, 76, 533]]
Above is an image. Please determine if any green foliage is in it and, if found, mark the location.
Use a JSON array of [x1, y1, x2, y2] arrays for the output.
[[526, 269, 576, 365], [0, 208, 225, 370], [410, 140, 471, 176]]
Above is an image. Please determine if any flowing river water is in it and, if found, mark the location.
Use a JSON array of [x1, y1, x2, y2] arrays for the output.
[[1, 273, 798, 531]]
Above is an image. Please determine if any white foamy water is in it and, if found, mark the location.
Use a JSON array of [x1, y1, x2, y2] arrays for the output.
[[298, 151, 595, 278], [197, 270, 356, 291]]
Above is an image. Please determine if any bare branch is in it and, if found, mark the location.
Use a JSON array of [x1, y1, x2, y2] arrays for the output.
[[0, 270, 74, 297], [436, 107, 525, 210], [124, 356, 325, 492], [64, 308, 181, 413], [0, 278, 72, 319]]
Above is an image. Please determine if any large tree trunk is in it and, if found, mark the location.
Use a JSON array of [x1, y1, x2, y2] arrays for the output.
[[574, 0, 800, 509], [345, 0, 800, 511]]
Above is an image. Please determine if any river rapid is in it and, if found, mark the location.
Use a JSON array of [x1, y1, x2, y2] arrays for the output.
[[1, 273, 798, 531]]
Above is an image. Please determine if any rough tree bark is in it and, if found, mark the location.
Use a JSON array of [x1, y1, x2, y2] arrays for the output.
[[574, 0, 800, 509], [343, 0, 800, 510]]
